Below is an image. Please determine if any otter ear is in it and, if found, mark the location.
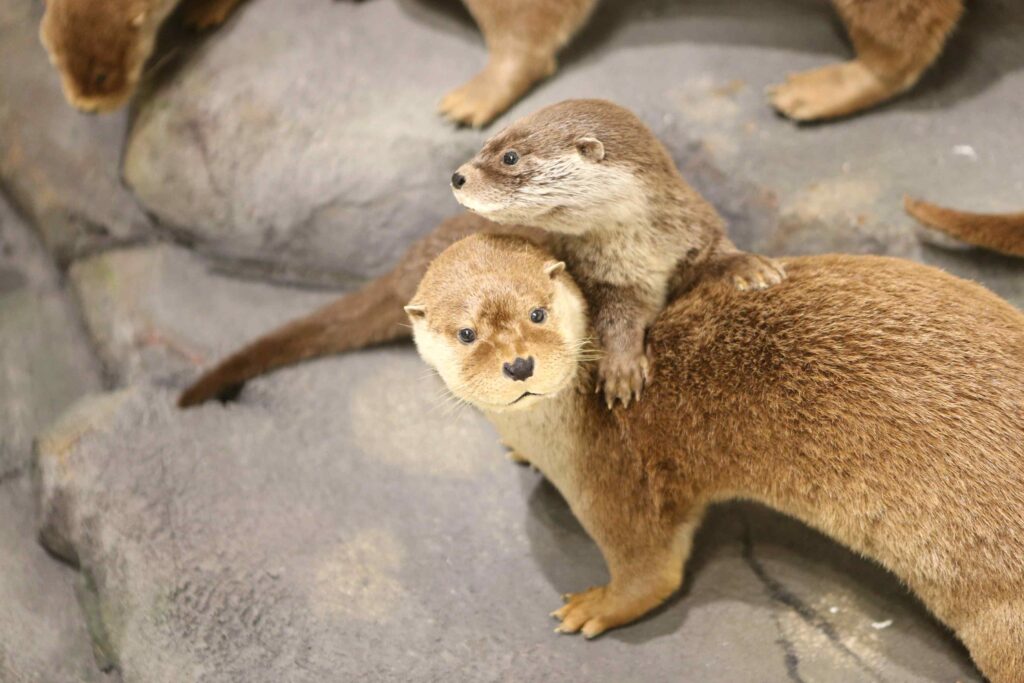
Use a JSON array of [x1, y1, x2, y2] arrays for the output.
[[575, 137, 605, 163], [404, 304, 426, 319], [543, 260, 566, 278]]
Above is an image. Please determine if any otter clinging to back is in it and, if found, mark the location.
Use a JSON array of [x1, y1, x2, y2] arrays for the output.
[[407, 232, 1024, 682], [451, 99, 784, 407], [39, 0, 244, 113]]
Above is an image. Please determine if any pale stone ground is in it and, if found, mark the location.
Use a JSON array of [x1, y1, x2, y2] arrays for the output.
[[1, 0, 1022, 680]]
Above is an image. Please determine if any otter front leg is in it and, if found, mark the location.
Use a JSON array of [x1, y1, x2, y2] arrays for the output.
[[441, 0, 597, 127], [183, 0, 246, 29], [552, 519, 699, 639], [589, 283, 660, 409], [770, 0, 963, 121]]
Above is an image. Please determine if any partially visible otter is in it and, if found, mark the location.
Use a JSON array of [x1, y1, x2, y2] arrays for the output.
[[39, 0, 245, 112], [452, 99, 784, 406], [440, 0, 964, 126], [407, 233, 1024, 682], [906, 196, 1024, 258]]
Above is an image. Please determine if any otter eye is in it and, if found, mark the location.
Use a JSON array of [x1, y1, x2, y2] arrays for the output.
[[457, 328, 476, 344], [530, 308, 547, 324], [502, 150, 519, 166], [94, 72, 108, 86]]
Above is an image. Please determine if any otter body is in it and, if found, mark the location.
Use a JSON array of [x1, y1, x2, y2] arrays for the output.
[[40, 0, 245, 112], [408, 234, 1024, 682], [453, 99, 785, 406]]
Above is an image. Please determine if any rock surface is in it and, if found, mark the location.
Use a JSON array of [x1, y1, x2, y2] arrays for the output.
[[122, 0, 1024, 286], [0, 0, 152, 264]]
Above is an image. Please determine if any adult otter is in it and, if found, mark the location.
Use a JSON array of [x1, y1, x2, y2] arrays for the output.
[[39, 0, 244, 112], [407, 232, 1024, 682], [906, 197, 1024, 258], [451, 99, 784, 406]]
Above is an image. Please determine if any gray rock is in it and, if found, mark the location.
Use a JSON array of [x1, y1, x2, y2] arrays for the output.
[[124, 0, 1024, 287], [37, 371, 982, 683], [0, 195, 102, 478], [0, 0, 152, 265], [0, 474, 115, 683]]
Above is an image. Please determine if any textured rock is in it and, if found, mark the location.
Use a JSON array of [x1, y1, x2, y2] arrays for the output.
[[0, 195, 102, 478], [124, 0, 1024, 286], [0, 0, 152, 264], [0, 475, 115, 683], [69, 244, 335, 386], [37, 376, 982, 683]]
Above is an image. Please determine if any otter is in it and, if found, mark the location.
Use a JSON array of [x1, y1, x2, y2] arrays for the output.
[[451, 99, 784, 407], [406, 232, 1024, 682], [440, 0, 964, 126], [906, 196, 1024, 258], [39, 0, 245, 112]]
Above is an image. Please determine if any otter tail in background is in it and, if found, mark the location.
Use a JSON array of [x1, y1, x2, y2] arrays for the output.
[[178, 276, 411, 408], [905, 196, 1024, 258]]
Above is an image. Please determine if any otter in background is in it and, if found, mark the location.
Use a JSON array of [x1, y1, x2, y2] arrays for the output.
[[406, 232, 1024, 681], [906, 197, 1024, 258]]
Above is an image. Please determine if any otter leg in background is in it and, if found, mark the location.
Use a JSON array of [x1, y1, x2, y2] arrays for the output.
[[552, 511, 702, 639], [182, 0, 246, 29], [770, 0, 963, 121], [440, 0, 597, 128], [178, 213, 513, 408], [905, 197, 1024, 258]]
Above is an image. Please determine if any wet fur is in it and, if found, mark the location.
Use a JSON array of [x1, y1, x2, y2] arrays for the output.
[[906, 197, 1024, 258], [409, 234, 1024, 682]]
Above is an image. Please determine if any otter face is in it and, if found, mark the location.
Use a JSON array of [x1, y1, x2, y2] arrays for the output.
[[406, 235, 588, 413], [450, 99, 655, 234], [39, 0, 154, 112]]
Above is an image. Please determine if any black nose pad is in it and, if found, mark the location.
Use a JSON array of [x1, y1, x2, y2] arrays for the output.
[[451, 172, 466, 189], [502, 356, 535, 382]]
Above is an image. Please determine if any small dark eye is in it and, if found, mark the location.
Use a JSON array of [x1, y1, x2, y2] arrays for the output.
[[530, 308, 547, 324], [458, 328, 476, 344], [502, 150, 519, 166], [94, 72, 108, 86]]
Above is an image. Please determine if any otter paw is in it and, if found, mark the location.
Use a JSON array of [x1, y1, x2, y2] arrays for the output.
[[550, 586, 635, 639], [439, 75, 518, 128], [768, 61, 893, 122], [726, 254, 786, 292], [598, 351, 649, 409]]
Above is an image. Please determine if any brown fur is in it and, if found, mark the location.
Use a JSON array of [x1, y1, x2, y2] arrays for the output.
[[39, 0, 245, 112], [906, 196, 1024, 258], [408, 233, 1024, 682], [452, 99, 785, 407], [443, 0, 964, 126]]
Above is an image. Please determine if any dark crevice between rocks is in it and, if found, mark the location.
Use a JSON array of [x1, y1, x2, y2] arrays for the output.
[[75, 569, 120, 675], [739, 517, 888, 683]]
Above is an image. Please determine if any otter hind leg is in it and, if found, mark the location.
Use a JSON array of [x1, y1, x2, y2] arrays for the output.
[[183, 0, 246, 30], [770, 0, 963, 121], [441, 0, 597, 128], [958, 599, 1024, 683]]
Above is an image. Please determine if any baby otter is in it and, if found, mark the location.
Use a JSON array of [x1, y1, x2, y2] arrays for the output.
[[407, 232, 1024, 682], [441, 0, 963, 126], [451, 99, 784, 407], [906, 196, 1024, 258], [39, 0, 244, 112]]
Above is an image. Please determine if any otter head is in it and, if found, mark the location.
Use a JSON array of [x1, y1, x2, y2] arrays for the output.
[[450, 99, 676, 234], [39, 0, 157, 112], [406, 234, 588, 413]]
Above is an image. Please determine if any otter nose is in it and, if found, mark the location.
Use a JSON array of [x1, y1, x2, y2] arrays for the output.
[[451, 172, 466, 189], [503, 356, 534, 382]]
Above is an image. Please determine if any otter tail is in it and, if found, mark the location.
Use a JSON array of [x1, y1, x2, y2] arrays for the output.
[[178, 275, 410, 408], [905, 196, 1024, 258]]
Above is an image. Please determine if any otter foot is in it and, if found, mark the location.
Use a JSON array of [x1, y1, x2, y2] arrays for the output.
[[769, 61, 901, 122], [439, 56, 555, 128], [551, 585, 653, 639], [598, 349, 649, 409], [183, 0, 244, 30], [723, 253, 786, 292]]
